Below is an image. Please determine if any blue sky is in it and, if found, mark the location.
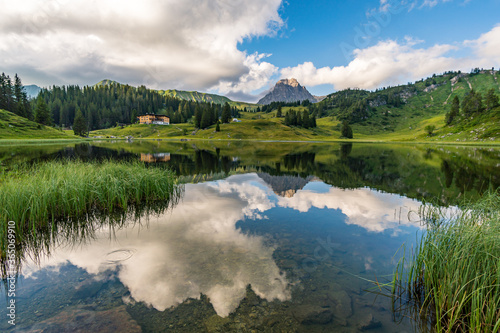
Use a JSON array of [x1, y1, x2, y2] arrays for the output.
[[240, 0, 500, 96], [1, 0, 499, 101]]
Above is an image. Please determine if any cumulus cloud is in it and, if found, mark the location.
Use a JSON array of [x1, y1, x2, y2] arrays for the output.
[[466, 25, 500, 64], [23, 175, 289, 317], [0, 0, 282, 93], [281, 38, 459, 90], [277, 186, 422, 233], [281, 25, 500, 91], [213, 52, 278, 102]]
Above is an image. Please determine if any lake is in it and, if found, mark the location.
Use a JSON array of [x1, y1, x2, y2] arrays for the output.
[[1, 141, 499, 332]]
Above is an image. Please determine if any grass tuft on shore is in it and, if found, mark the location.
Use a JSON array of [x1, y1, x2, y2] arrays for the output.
[[393, 191, 500, 332]]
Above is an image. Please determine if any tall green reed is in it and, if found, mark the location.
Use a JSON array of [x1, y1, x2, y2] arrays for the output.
[[0, 159, 182, 277], [392, 191, 500, 332]]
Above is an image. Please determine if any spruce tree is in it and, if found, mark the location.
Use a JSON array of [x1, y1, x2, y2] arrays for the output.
[[200, 108, 211, 129], [35, 97, 52, 125], [73, 109, 87, 136], [341, 120, 353, 139], [194, 106, 202, 128], [221, 103, 231, 123], [284, 111, 291, 126], [485, 88, 499, 110], [13, 74, 26, 118], [445, 95, 460, 125], [302, 110, 310, 129], [276, 105, 282, 118], [462, 90, 483, 116]]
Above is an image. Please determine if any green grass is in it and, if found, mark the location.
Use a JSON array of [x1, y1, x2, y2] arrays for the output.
[[0, 160, 180, 238], [89, 115, 500, 144], [392, 191, 500, 332], [0, 109, 79, 139]]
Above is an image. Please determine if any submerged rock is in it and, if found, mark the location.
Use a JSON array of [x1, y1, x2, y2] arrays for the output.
[[357, 313, 382, 331], [291, 305, 333, 325], [24, 305, 141, 333]]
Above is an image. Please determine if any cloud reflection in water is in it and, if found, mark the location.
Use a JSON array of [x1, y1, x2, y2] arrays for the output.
[[24, 173, 422, 316]]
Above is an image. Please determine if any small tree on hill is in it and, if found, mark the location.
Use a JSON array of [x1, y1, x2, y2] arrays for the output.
[[131, 108, 138, 124], [445, 95, 460, 125], [73, 109, 88, 137], [221, 103, 231, 123], [200, 109, 212, 129], [276, 105, 282, 118], [485, 88, 499, 110], [216, 121, 220, 132], [340, 120, 353, 139], [461, 90, 483, 116], [425, 125, 436, 136], [34, 96, 52, 126]]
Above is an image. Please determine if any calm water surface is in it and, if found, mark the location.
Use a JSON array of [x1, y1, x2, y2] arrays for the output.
[[1, 141, 499, 332]]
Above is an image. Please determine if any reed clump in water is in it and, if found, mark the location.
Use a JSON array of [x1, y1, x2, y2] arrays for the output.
[[0, 159, 179, 229], [0, 160, 183, 279], [393, 191, 500, 332]]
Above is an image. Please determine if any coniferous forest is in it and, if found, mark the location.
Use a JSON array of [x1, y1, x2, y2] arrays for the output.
[[0, 73, 32, 120], [1, 74, 241, 131]]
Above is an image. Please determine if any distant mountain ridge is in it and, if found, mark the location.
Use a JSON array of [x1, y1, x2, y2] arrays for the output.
[[23, 84, 41, 99], [158, 89, 231, 105], [258, 78, 320, 105], [95, 79, 232, 105]]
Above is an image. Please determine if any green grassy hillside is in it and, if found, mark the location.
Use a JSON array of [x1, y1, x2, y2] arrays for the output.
[[89, 112, 499, 143], [318, 70, 500, 141], [95, 79, 236, 105], [0, 109, 78, 140], [158, 89, 232, 105]]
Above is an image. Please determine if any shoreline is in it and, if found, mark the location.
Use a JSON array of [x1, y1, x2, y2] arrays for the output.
[[1, 136, 499, 147]]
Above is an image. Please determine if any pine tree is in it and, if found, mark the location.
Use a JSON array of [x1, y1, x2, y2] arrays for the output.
[[445, 95, 460, 125], [216, 121, 220, 132], [462, 90, 483, 116], [13, 74, 26, 118], [200, 108, 211, 129], [194, 106, 202, 128], [131, 108, 138, 124], [284, 111, 291, 126], [276, 105, 282, 118], [0, 73, 13, 112], [485, 88, 499, 110], [221, 103, 231, 123], [34, 97, 52, 125], [302, 110, 310, 129], [73, 109, 87, 136], [341, 120, 353, 139]]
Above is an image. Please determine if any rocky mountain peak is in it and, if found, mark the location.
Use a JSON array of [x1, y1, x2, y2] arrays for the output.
[[258, 78, 317, 105], [277, 78, 300, 88]]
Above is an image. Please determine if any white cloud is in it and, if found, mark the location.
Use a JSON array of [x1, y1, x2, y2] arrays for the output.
[[23, 176, 289, 317], [281, 38, 459, 91], [375, 0, 455, 13], [213, 52, 279, 102], [466, 24, 500, 65], [0, 0, 283, 94], [281, 25, 500, 91], [277, 187, 422, 233]]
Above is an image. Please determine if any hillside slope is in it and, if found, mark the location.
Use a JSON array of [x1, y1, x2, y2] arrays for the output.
[[317, 70, 500, 141], [95, 79, 233, 105], [0, 109, 77, 139], [158, 89, 232, 104]]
